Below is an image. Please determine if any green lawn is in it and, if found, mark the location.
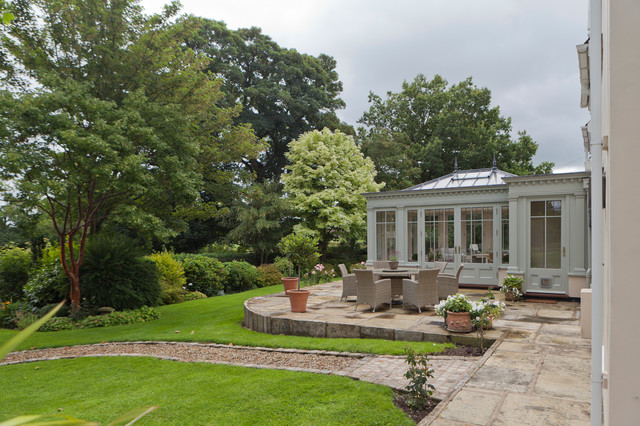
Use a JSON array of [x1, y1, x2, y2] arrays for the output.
[[0, 356, 413, 425], [0, 284, 452, 355]]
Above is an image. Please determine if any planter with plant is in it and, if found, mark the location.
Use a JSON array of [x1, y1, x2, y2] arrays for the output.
[[277, 232, 320, 312], [500, 274, 524, 301], [388, 250, 400, 270], [435, 293, 473, 332]]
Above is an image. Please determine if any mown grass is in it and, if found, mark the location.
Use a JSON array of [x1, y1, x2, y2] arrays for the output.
[[0, 284, 452, 355], [0, 356, 414, 425]]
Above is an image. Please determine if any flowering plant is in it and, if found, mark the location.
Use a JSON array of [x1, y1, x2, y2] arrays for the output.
[[304, 263, 335, 284], [435, 294, 472, 317], [500, 275, 523, 301], [351, 261, 366, 271]]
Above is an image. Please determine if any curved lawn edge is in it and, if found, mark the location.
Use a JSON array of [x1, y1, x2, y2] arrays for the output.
[[0, 285, 453, 355], [0, 356, 414, 425]]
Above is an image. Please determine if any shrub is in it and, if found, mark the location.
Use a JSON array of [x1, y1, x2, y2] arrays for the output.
[[184, 291, 207, 301], [38, 316, 74, 332], [147, 251, 187, 305], [273, 256, 290, 277], [224, 261, 259, 293], [179, 255, 227, 297], [256, 264, 283, 288], [14, 310, 38, 330], [23, 246, 69, 309], [0, 300, 18, 328], [33, 306, 161, 331], [0, 245, 33, 300], [403, 346, 436, 410], [78, 306, 160, 329], [80, 234, 161, 311]]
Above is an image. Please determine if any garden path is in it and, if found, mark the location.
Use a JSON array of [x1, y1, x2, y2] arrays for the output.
[[1, 341, 476, 400]]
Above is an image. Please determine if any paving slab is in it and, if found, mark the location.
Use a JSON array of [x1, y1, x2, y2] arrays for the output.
[[482, 350, 542, 371], [491, 393, 590, 425], [466, 365, 535, 393], [438, 389, 503, 424]]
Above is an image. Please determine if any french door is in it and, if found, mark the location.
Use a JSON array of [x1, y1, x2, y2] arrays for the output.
[[420, 205, 502, 285], [527, 200, 566, 293]]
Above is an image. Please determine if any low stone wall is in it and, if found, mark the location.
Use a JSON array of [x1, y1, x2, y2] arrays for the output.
[[243, 297, 496, 347]]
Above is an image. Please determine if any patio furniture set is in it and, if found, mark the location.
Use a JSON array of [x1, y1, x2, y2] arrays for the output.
[[337, 262, 464, 313]]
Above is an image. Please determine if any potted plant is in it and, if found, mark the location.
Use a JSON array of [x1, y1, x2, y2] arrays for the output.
[[277, 231, 320, 312], [500, 275, 524, 301], [435, 293, 472, 332], [388, 250, 400, 270]]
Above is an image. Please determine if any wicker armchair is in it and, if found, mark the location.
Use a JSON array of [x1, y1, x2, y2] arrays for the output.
[[437, 264, 464, 299], [354, 270, 392, 312], [402, 269, 439, 313], [434, 261, 448, 274], [338, 263, 357, 301]]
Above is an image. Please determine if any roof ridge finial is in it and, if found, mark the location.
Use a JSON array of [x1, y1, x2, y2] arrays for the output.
[[492, 153, 497, 170], [454, 156, 459, 172]]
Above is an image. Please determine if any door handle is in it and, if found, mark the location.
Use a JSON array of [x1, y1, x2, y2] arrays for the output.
[[562, 247, 566, 257]]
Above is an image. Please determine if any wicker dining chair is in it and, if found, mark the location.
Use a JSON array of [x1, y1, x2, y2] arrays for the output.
[[433, 261, 448, 275], [354, 270, 392, 312], [338, 263, 357, 301], [437, 264, 464, 299], [373, 261, 390, 269], [402, 269, 439, 313]]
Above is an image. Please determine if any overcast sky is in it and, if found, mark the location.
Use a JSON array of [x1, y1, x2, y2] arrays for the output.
[[141, 0, 590, 173]]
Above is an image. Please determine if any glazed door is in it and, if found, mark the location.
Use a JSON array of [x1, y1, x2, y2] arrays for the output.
[[457, 206, 498, 285], [527, 200, 566, 293]]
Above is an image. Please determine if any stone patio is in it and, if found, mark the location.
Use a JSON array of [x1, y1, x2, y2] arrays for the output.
[[244, 281, 591, 425]]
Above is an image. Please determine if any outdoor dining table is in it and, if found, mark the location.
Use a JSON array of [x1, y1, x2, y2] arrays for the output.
[[373, 269, 415, 300]]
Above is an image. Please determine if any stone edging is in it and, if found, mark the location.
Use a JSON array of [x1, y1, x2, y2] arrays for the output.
[[244, 295, 497, 347]]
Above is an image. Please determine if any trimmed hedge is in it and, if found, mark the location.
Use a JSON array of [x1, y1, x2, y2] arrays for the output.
[[256, 264, 283, 288], [175, 254, 227, 297], [223, 261, 259, 293]]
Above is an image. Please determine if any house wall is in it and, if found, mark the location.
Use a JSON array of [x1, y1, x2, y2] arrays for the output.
[[601, 0, 640, 422]]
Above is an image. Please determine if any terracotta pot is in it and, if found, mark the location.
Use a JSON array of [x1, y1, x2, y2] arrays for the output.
[[388, 261, 399, 270], [282, 277, 299, 295], [505, 291, 516, 302], [445, 311, 472, 333], [288, 290, 310, 313]]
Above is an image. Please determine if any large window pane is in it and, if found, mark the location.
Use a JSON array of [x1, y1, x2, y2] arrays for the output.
[[461, 206, 494, 263], [530, 200, 562, 269], [425, 208, 455, 262], [376, 211, 396, 260], [407, 210, 418, 262], [501, 206, 509, 264], [546, 217, 562, 268], [530, 218, 545, 268]]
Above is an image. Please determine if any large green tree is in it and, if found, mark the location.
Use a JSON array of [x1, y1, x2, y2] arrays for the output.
[[187, 19, 350, 181], [358, 74, 554, 189], [282, 129, 384, 256], [227, 181, 293, 264], [0, 0, 261, 308]]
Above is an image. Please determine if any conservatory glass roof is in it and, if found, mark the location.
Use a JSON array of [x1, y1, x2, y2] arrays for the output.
[[404, 167, 516, 191]]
